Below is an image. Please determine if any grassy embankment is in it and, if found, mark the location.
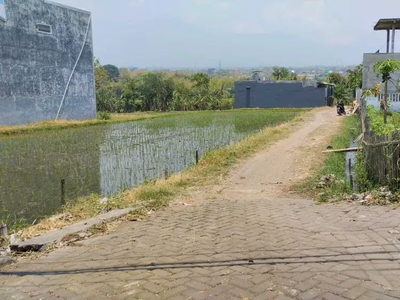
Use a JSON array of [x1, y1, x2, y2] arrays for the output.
[[0, 112, 183, 136], [296, 115, 361, 202], [18, 109, 312, 240]]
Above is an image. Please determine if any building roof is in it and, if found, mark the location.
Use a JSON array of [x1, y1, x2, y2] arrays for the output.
[[374, 19, 400, 31], [44, 0, 91, 14], [317, 81, 335, 87]]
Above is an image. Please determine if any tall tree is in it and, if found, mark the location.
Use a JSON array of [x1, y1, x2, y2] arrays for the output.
[[347, 64, 363, 90], [94, 59, 109, 91], [190, 73, 210, 90], [103, 64, 120, 82], [272, 67, 290, 80], [136, 73, 174, 111]]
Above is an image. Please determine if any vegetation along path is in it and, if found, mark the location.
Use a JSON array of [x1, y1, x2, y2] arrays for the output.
[[1, 108, 400, 300]]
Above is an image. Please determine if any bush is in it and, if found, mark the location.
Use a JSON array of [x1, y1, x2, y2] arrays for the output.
[[97, 112, 111, 120], [220, 98, 234, 110], [367, 106, 400, 134]]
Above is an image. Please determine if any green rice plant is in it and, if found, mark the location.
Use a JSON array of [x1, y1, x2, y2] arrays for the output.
[[0, 108, 308, 228]]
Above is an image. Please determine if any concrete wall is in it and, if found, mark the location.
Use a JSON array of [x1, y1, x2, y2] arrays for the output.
[[362, 53, 400, 93], [235, 81, 327, 109], [0, 0, 96, 125]]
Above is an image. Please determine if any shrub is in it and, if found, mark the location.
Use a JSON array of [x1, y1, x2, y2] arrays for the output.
[[97, 112, 111, 120], [220, 98, 234, 110]]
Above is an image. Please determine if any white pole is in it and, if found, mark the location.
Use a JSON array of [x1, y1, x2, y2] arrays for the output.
[[55, 14, 92, 120]]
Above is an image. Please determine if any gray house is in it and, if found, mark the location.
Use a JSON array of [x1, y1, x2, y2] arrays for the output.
[[235, 81, 332, 109], [357, 19, 400, 112], [0, 0, 96, 125]]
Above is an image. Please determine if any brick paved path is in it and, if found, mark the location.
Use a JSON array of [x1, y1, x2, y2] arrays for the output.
[[1, 198, 400, 300]]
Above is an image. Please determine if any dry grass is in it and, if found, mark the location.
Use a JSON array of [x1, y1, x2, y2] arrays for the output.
[[18, 110, 312, 241], [0, 112, 178, 136]]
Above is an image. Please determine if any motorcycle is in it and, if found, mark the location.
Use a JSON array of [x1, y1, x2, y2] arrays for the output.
[[337, 102, 346, 116]]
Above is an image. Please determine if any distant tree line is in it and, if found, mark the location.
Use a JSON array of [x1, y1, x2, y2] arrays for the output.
[[94, 59, 239, 113]]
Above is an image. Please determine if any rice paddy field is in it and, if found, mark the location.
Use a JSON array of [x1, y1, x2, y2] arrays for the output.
[[0, 109, 307, 227]]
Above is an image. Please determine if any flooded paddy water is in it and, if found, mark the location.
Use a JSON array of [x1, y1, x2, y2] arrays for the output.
[[0, 109, 305, 226]]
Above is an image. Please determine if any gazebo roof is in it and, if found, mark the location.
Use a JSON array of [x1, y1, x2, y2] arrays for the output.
[[374, 19, 400, 31]]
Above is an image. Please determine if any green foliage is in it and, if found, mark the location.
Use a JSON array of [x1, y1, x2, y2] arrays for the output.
[[103, 64, 120, 82], [94, 58, 109, 91], [325, 65, 363, 102], [347, 64, 363, 90], [220, 98, 234, 110], [326, 72, 343, 85], [272, 67, 290, 80], [367, 106, 400, 134], [312, 116, 360, 203], [190, 73, 210, 89], [0, 208, 28, 233], [374, 59, 400, 82], [94, 61, 243, 113], [97, 111, 111, 120], [136, 72, 175, 111], [327, 72, 351, 102], [371, 59, 400, 123]]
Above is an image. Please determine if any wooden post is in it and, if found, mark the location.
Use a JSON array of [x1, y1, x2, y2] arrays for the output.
[[349, 159, 354, 190], [349, 158, 352, 175], [350, 175, 354, 190], [61, 178, 66, 206], [0, 224, 8, 236], [164, 168, 169, 179], [196, 150, 199, 164]]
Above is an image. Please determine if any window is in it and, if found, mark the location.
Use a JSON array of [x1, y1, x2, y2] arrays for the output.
[[0, 0, 6, 22], [36, 23, 52, 34]]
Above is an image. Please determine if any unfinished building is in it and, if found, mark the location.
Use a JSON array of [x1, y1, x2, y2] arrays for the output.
[[0, 0, 96, 125]]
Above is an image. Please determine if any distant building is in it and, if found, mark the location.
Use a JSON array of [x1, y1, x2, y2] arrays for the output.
[[359, 18, 400, 112], [363, 19, 400, 93], [235, 80, 332, 109], [0, 0, 96, 125]]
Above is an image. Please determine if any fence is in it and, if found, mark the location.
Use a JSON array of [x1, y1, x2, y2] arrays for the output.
[[360, 99, 400, 190], [356, 89, 400, 112]]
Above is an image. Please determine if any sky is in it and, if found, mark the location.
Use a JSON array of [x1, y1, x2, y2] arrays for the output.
[[55, 0, 400, 69]]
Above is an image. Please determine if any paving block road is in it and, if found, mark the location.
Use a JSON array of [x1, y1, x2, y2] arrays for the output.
[[1, 198, 400, 300]]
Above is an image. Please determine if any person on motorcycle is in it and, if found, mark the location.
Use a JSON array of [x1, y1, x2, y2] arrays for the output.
[[337, 101, 346, 116]]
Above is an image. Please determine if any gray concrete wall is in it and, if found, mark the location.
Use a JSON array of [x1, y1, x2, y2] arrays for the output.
[[362, 53, 400, 93], [235, 81, 326, 109], [0, 0, 96, 125]]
